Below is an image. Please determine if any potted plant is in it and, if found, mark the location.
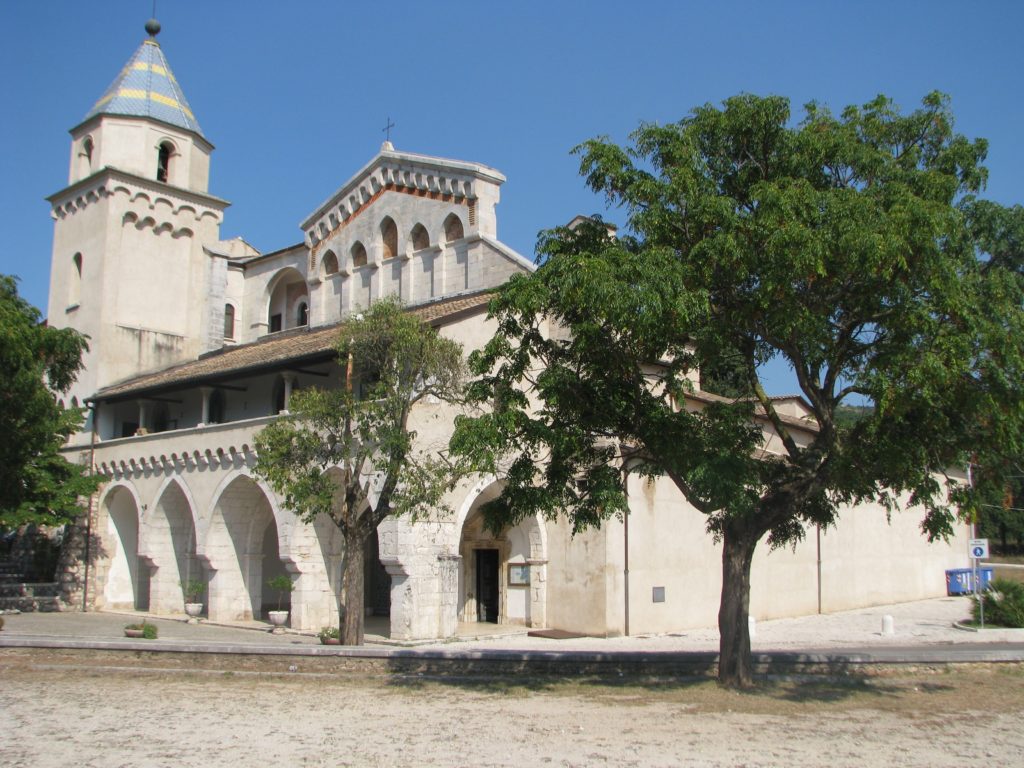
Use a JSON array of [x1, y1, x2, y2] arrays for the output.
[[265, 574, 294, 633], [181, 579, 205, 623], [318, 626, 340, 645], [124, 620, 158, 639]]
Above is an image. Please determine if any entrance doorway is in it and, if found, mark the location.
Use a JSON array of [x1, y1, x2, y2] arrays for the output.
[[475, 549, 499, 623], [365, 527, 391, 617]]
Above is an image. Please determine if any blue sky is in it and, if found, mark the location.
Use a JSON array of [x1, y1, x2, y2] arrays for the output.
[[2, 0, 1022, 394]]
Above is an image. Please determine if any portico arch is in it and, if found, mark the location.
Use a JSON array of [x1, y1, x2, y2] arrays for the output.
[[144, 477, 201, 615], [100, 482, 144, 610], [204, 474, 284, 622]]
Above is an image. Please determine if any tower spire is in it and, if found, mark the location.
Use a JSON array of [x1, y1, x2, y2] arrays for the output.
[[83, 19, 204, 138]]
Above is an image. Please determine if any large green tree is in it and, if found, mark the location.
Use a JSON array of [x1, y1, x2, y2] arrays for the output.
[[0, 275, 98, 528], [450, 93, 1024, 687], [253, 299, 466, 644]]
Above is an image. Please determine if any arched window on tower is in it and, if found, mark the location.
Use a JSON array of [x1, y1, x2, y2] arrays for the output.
[[381, 217, 398, 260], [411, 223, 430, 251], [351, 241, 368, 268], [156, 141, 173, 183], [444, 213, 464, 243], [69, 253, 83, 307], [223, 304, 236, 340], [79, 137, 94, 179], [297, 302, 309, 327]]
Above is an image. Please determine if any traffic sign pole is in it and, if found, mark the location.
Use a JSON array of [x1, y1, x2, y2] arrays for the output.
[[969, 538, 989, 629]]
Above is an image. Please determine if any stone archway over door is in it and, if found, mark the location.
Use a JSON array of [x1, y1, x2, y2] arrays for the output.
[[103, 486, 143, 610], [146, 480, 200, 614], [205, 476, 282, 622], [457, 480, 548, 629]]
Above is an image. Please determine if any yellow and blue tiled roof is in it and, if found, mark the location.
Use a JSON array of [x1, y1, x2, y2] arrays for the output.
[[86, 38, 203, 137]]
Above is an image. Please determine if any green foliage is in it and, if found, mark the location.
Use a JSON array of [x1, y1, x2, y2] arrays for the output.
[[450, 92, 1024, 685], [318, 625, 340, 642], [180, 579, 205, 602], [254, 298, 467, 532], [265, 574, 294, 611], [834, 404, 873, 430], [973, 578, 1024, 628], [0, 275, 99, 528], [253, 298, 467, 643], [125, 621, 158, 639]]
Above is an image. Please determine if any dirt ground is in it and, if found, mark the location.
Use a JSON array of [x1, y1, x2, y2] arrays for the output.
[[1, 661, 1022, 767]]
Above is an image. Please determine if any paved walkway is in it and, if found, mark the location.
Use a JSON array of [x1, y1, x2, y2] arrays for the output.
[[2, 596, 1023, 666]]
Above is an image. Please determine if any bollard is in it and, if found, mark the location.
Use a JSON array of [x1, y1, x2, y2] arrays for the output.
[[748, 615, 757, 639], [882, 614, 895, 636]]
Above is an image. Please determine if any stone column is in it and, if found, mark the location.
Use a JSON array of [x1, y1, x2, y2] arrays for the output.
[[199, 386, 213, 427], [528, 559, 548, 629], [437, 553, 462, 638], [137, 401, 151, 434], [283, 554, 337, 632], [281, 374, 295, 414], [381, 557, 412, 640]]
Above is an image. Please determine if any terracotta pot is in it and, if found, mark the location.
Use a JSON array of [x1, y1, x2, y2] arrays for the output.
[[319, 636, 340, 645], [124, 628, 144, 638]]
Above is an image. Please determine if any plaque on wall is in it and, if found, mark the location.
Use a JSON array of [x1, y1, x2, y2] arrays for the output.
[[508, 563, 530, 586]]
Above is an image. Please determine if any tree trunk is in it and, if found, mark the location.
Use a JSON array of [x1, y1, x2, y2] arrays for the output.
[[340, 528, 367, 645], [717, 526, 759, 688]]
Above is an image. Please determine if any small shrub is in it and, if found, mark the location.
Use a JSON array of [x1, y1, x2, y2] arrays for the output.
[[972, 578, 1024, 628], [266, 574, 295, 611], [180, 579, 205, 603], [125, 620, 159, 639], [318, 626, 340, 642]]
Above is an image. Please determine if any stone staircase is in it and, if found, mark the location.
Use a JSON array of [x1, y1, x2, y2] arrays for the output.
[[0, 560, 63, 613]]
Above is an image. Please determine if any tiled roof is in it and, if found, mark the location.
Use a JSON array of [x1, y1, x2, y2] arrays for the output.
[[94, 292, 493, 400], [85, 38, 203, 137]]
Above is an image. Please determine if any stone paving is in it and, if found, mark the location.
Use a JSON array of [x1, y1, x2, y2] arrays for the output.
[[2, 595, 1023, 657]]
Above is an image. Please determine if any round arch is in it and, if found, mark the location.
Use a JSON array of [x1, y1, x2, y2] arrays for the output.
[[99, 481, 145, 610], [144, 476, 202, 615], [265, 266, 309, 333], [202, 468, 295, 558], [453, 475, 548, 629], [203, 473, 285, 622]]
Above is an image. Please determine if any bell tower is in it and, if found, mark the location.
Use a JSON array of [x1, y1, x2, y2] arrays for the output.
[[46, 18, 229, 407]]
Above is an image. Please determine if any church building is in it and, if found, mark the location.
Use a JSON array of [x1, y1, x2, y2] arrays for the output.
[[48, 21, 969, 639]]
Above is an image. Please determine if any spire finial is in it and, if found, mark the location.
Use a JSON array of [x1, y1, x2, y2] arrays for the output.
[[382, 116, 396, 150], [145, 1, 160, 38]]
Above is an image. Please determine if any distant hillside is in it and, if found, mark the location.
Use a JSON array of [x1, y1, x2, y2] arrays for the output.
[[835, 404, 874, 428]]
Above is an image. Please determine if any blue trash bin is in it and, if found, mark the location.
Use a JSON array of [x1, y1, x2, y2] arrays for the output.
[[945, 567, 994, 595], [978, 566, 994, 590]]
